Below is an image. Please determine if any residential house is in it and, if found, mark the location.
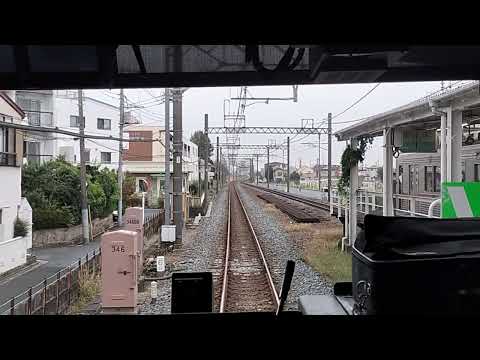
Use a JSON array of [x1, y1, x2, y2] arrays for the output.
[[122, 125, 199, 206], [0, 91, 33, 274], [264, 161, 287, 182]]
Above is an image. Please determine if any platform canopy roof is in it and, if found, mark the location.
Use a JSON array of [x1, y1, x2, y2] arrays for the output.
[[335, 81, 480, 141], [3, 45, 480, 90]]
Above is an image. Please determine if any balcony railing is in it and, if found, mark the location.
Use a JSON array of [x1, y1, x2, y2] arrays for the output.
[[0, 152, 17, 167], [25, 111, 53, 127], [26, 154, 53, 164]]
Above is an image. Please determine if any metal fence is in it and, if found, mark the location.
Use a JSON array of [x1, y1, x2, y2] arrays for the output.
[[0, 249, 101, 315], [144, 210, 164, 239]]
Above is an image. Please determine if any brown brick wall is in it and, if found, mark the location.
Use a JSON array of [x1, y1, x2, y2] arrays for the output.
[[123, 130, 153, 161]]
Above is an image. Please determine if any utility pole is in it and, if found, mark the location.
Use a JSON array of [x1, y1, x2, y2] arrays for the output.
[[204, 114, 209, 202], [287, 137, 290, 193], [118, 89, 124, 226], [256, 154, 259, 184], [318, 133, 321, 192], [250, 158, 253, 182], [216, 136, 219, 193], [328, 112, 332, 202], [172, 89, 183, 244], [267, 147, 270, 189], [220, 147, 223, 187], [78, 89, 89, 244], [164, 88, 171, 225]]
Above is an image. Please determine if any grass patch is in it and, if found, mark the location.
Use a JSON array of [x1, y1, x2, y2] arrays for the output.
[[263, 203, 278, 213], [68, 272, 101, 314], [302, 225, 352, 282]]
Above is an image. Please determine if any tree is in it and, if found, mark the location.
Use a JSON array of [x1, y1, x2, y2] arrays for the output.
[[122, 173, 141, 210], [290, 171, 300, 184], [190, 130, 213, 161]]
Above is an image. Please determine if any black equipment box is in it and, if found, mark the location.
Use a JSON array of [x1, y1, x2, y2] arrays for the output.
[[171, 272, 213, 313], [353, 215, 480, 315]]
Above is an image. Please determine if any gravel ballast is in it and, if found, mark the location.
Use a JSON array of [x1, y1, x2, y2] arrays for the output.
[[138, 183, 332, 314], [236, 184, 333, 311], [138, 189, 228, 314]]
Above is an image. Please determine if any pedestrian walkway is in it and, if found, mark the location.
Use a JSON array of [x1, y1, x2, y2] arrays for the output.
[[0, 238, 101, 306]]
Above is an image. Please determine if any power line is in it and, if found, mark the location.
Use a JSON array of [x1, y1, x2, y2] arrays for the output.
[[332, 83, 381, 121], [331, 80, 467, 126]]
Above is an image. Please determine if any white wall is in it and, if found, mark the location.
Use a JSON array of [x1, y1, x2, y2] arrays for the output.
[[54, 96, 120, 170], [0, 165, 21, 243], [0, 237, 27, 274], [18, 198, 32, 249], [0, 162, 22, 244]]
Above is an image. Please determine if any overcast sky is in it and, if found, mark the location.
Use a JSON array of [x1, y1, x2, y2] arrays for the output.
[[87, 80, 451, 170]]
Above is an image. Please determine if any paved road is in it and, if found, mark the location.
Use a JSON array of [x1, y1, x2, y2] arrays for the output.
[[0, 238, 101, 307]]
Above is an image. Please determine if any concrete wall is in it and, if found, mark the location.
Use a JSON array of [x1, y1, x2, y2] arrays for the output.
[[32, 216, 113, 248], [0, 236, 27, 274]]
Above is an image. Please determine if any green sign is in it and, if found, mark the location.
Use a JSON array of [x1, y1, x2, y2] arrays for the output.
[[442, 182, 480, 218]]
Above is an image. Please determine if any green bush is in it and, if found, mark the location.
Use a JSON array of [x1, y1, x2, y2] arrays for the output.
[[156, 196, 164, 209], [189, 183, 198, 195], [23, 158, 119, 229], [126, 193, 142, 208], [87, 181, 107, 219], [14, 217, 30, 238], [33, 205, 75, 230]]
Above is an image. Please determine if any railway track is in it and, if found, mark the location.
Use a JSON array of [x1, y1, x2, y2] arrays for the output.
[[219, 183, 279, 313], [243, 183, 333, 222]]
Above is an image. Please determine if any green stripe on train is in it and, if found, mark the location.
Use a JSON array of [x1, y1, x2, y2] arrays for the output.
[[442, 182, 480, 218]]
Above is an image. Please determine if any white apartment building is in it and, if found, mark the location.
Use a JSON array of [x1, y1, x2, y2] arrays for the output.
[[15, 90, 120, 169]]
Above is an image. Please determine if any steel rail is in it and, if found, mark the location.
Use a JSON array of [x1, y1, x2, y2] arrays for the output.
[[219, 183, 280, 312], [233, 183, 280, 307], [243, 183, 331, 212], [219, 187, 231, 313]]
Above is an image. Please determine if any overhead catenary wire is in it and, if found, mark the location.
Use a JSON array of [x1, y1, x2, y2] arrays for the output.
[[330, 80, 467, 126]]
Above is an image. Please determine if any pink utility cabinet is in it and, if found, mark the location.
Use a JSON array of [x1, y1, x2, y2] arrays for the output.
[[101, 230, 139, 313], [124, 207, 144, 271]]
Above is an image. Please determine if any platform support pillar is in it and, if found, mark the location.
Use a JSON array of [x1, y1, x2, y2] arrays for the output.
[[349, 138, 359, 246], [447, 108, 463, 182], [383, 128, 394, 216]]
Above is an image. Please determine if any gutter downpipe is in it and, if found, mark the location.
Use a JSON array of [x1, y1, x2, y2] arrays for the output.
[[430, 100, 448, 217]]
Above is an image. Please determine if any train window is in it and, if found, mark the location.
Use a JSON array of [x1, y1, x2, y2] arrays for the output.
[[398, 165, 403, 194], [424, 166, 434, 192], [433, 166, 440, 192], [409, 165, 414, 194], [475, 164, 480, 182], [415, 166, 419, 193]]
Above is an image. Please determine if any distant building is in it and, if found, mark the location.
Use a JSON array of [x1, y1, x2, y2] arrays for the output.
[[264, 161, 287, 182], [122, 124, 199, 206]]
